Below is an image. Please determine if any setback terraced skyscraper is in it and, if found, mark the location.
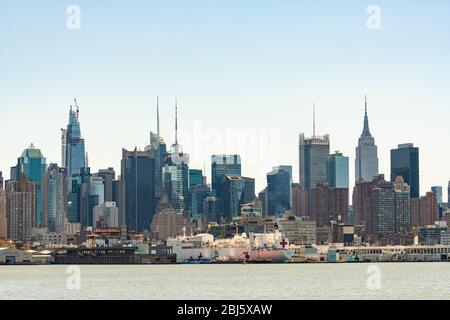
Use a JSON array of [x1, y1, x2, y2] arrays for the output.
[[355, 96, 379, 183]]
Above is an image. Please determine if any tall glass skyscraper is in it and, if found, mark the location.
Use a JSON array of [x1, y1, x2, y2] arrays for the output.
[[222, 175, 245, 221], [64, 102, 85, 178], [211, 155, 241, 197], [299, 134, 330, 190], [266, 166, 292, 216], [15, 143, 47, 226], [121, 148, 155, 232], [327, 152, 349, 189], [355, 96, 379, 183], [162, 103, 189, 213], [189, 169, 203, 189], [390, 143, 420, 198], [145, 98, 167, 202], [42, 164, 68, 232]]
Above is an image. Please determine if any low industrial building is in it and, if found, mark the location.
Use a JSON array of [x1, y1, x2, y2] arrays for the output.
[[0, 247, 33, 264]]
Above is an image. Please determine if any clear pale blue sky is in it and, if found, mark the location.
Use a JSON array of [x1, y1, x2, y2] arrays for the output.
[[1, 0, 450, 198]]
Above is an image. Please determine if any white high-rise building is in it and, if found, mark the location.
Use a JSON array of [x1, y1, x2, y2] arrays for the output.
[[355, 96, 379, 183]]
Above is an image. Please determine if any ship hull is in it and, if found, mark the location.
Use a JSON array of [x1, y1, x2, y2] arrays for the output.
[[177, 247, 293, 263]]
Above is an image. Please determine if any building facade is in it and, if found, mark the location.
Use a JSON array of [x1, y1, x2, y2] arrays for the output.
[[299, 133, 330, 190], [390, 143, 420, 198], [310, 183, 348, 227], [368, 175, 412, 242], [189, 169, 203, 189], [0, 187, 6, 239], [327, 152, 349, 188], [64, 103, 86, 179], [93, 202, 119, 228], [121, 148, 156, 232], [411, 192, 438, 228], [222, 175, 245, 222], [241, 177, 256, 205], [211, 155, 241, 198], [266, 166, 292, 216], [150, 207, 185, 241], [96, 168, 115, 202], [42, 164, 68, 232], [14, 143, 47, 227], [291, 183, 308, 217], [5, 174, 37, 243]]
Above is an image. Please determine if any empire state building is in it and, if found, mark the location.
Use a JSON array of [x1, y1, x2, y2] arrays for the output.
[[355, 96, 379, 182]]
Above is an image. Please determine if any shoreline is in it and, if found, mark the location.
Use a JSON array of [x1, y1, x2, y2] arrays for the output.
[[1, 260, 449, 266]]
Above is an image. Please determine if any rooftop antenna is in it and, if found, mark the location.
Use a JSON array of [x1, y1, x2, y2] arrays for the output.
[[85, 152, 89, 168], [157, 96, 160, 137], [175, 99, 178, 145], [313, 102, 316, 138], [365, 94, 368, 116], [74, 98, 79, 118]]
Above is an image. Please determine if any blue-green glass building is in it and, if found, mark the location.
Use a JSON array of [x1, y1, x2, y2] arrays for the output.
[[65, 105, 85, 178], [16, 143, 47, 226], [189, 169, 204, 189], [211, 155, 241, 198], [327, 152, 349, 189]]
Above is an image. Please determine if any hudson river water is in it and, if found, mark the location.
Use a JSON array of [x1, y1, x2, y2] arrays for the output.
[[1, 263, 449, 300]]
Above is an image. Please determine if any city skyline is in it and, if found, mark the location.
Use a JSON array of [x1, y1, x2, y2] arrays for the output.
[[0, 95, 449, 202], [1, 1, 450, 197]]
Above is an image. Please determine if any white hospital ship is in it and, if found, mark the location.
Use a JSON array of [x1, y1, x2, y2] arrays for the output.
[[166, 228, 294, 263]]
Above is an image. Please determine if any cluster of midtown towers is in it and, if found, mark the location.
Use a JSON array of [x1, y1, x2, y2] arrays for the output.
[[0, 97, 444, 244]]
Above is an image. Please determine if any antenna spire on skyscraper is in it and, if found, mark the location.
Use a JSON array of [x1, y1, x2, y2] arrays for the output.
[[313, 102, 316, 138], [157, 96, 160, 137], [175, 98, 178, 145], [74, 98, 79, 119], [362, 95, 372, 137], [365, 94, 368, 115]]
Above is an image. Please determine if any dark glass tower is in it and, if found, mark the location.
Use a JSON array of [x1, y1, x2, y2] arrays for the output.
[[299, 105, 330, 190], [211, 155, 241, 198], [390, 143, 420, 198], [266, 166, 292, 216], [299, 134, 330, 190], [221, 175, 244, 222], [241, 177, 256, 204], [189, 169, 203, 189], [121, 148, 155, 232]]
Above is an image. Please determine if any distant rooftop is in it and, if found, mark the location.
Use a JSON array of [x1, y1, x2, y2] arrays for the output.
[[21, 143, 45, 159], [398, 143, 414, 149]]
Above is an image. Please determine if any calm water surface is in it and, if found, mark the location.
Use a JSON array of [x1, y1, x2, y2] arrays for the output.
[[1, 263, 449, 300]]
